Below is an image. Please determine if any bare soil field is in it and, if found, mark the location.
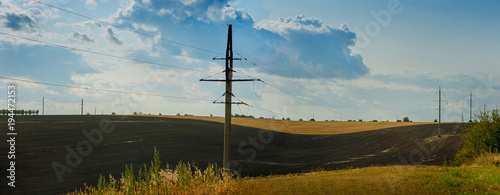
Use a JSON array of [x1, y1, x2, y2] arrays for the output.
[[0, 115, 464, 195]]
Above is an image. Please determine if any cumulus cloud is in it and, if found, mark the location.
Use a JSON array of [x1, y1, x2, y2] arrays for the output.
[[256, 15, 331, 36], [254, 15, 369, 79], [108, 0, 369, 79], [69, 31, 95, 43], [105, 27, 123, 45], [86, 0, 99, 6], [0, 1, 41, 33]]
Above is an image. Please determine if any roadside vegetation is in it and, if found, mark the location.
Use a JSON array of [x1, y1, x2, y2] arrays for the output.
[[454, 109, 500, 165]]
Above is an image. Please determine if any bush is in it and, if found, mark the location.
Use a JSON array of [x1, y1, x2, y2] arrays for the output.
[[309, 118, 315, 121], [298, 119, 303, 121], [403, 117, 410, 122], [111, 112, 115, 115], [133, 112, 138, 115], [454, 109, 500, 165], [396, 120, 402, 122]]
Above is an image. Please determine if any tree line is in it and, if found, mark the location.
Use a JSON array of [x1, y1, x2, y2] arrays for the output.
[[0, 109, 40, 115]]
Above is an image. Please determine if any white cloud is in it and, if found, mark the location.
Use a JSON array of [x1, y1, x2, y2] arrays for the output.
[[256, 15, 331, 36]]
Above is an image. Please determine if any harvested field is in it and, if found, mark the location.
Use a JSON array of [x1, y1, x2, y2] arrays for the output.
[[0, 115, 464, 195]]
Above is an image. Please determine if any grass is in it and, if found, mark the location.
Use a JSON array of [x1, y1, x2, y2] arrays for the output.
[[244, 165, 500, 194], [69, 150, 500, 195]]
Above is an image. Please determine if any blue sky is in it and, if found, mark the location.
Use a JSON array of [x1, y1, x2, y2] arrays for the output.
[[0, 0, 499, 122]]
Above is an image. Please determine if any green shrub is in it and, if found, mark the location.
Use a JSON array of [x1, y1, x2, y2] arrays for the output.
[[454, 109, 500, 165]]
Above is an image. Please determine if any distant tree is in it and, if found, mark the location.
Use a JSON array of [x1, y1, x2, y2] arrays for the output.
[[28, 110, 32, 115], [35, 110, 39, 115], [210, 114, 213, 117], [112, 112, 116, 115], [286, 117, 291, 120], [159, 113, 162, 115], [397, 120, 402, 122], [372, 120, 378, 122], [299, 119, 303, 121], [309, 118, 315, 121], [133, 112, 138, 115], [86, 113, 90, 115], [434, 119, 438, 122], [359, 119, 363, 122], [403, 117, 410, 122], [282, 117, 285, 120], [176, 113, 181, 116]]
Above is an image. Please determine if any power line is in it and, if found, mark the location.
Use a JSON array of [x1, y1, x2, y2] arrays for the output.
[[0, 31, 215, 74], [258, 79, 358, 120], [34, 0, 221, 54], [0, 76, 214, 102], [235, 53, 395, 116], [0, 76, 292, 119]]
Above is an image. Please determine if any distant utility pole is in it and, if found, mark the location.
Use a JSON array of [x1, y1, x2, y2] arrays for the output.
[[462, 112, 464, 123], [95, 107, 97, 115], [200, 24, 256, 171], [434, 86, 446, 137], [469, 92, 473, 122], [484, 103, 487, 113], [42, 97, 45, 115], [81, 99, 84, 115]]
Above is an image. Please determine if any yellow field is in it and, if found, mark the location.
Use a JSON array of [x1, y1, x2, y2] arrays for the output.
[[151, 115, 441, 135]]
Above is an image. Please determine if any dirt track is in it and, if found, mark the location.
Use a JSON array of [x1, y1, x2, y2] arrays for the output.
[[0, 115, 464, 195]]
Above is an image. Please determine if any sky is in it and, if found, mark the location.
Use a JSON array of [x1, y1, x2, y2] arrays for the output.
[[0, 0, 499, 122]]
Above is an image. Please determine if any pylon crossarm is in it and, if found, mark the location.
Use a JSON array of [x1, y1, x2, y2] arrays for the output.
[[213, 57, 246, 60], [200, 79, 257, 82], [213, 101, 246, 104]]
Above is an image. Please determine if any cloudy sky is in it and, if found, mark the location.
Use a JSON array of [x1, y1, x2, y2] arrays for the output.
[[0, 0, 499, 122]]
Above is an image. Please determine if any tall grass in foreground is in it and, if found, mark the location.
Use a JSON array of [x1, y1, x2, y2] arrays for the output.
[[68, 147, 252, 195]]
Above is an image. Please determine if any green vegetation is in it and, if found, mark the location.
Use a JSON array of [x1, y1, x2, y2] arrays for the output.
[[298, 119, 303, 121], [243, 163, 500, 194], [0, 109, 40, 115], [454, 109, 500, 165], [309, 118, 315, 121], [403, 116, 410, 122], [111, 112, 116, 115], [232, 113, 254, 118], [69, 147, 250, 195]]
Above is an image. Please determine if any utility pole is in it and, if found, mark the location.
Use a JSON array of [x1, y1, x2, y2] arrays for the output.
[[434, 86, 445, 137], [462, 112, 464, 123], [42, 97, 45, 115], [200, 24, 256, 171], [438, 87, 441, 137], [470, 92, 473, 122], [81, 99, 84, 115], [484, 103, 486, 113], [95, 107, 97, 115]]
